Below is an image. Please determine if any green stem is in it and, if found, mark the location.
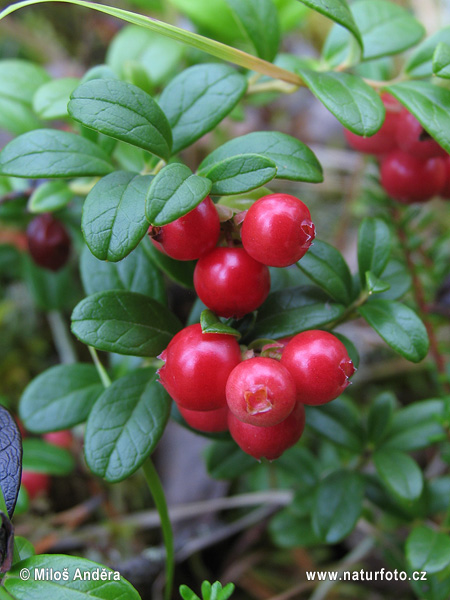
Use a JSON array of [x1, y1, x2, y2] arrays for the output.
[[326, 290, 370, 330], [142, 459, 174, 600], [88, 346, 111, 388]]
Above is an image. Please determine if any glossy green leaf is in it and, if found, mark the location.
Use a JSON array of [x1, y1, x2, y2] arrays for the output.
[[374, 449, 423, 501], [433, 42, 450, 79], [365, 272, 390, 294], [406, 526, 450, 574], [22, 439, 75, 476], [296, 0, 362, 48], [312, 470, 364, 543], [85, 369, 170, 482], [13, 537, 35, 563], [200, 310, 241, 338], [406, 26, 450, 77], [198, 154, 277, 195], [204, 440, 256, 479], [0, 129, 114, 178], [387, 81, 450, 154], [80, 242, 166, 303], [375, 258, 411, 300], [3, 555, 141, 598], [146, 242, 195, 289], [82, 171, 152, 262], [297, 240, 353, 305], [19, 364, 103, 433], [297, 68, 385, 136], [254, 286, 345, 339], [71, 290, 181, 356], [305, 398, 365, 452], [225, 0, 280, 61], [146, 163, 212, 226], [358, 299, 429, 363], [358, 217, 392, 286], [159, 64, 247, 154], [33, 77, 79, 120], [68, 79, 172, 159], [199, 131, 323, 183], [270, 511, 320, 548], [28, 181, 73, 213], [367, 391, 396, 446]]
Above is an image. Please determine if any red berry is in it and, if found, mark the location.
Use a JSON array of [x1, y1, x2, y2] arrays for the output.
[[21, 470, 50, 499], [228, 402, 305, 460], [26, 213, 71, 271], [178, 405, 229, 433], [380, 150, 446, 203], [44, 430, 73, 450], [440, 156, 450, 199], [158, 323, 242, 411], [241, 194, 315, 267], [148, 196, 220, 261], [344, 93, 400, 155], [281, 330, 355, 406], [194, 247, 270, 319], [395, 109, 447, 160], [226, 357, 296, 427]]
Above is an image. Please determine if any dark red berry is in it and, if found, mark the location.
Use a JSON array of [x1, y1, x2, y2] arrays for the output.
[[228, 401, 305, 460], [194, 247, 271, 319], [241, 194, 315, 267], [21, 470, 50, 499], [26, 213, 71, 271], [226, 357, 296, 427], [158, 324, 242, 411], [178, 405, 229, 433], [380, 150, 446, 203], [395, 109, 447, 160], [439, 156, 450, 199], [281, 330, 355, 406], [44, 430, 73, 450], [344, 93, 400, 155], [148, 196, 220, 261]]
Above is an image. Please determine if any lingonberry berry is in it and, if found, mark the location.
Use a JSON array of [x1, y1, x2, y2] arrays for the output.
[[344, 93, 400, 155], [148, 196, 220, 260], [281, 330, 355, 405], [21, 470, 50, 499], [395, 109, 447, 159], [439, 156, 450, 199], [44, 430, 73, 450], [228, 402, 305, 460], [178, 405, 229, 433], [380, 150, 446, 203], [241, 194, 315, 267], [226, 357, 296, 427], [158, 324, 242, 411], [194, 247, 270, 318], [26, 213, 71, 271]]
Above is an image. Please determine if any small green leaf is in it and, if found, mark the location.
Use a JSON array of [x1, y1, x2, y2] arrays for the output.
[[204, 440, 256, 479], [198, 154, 277, 195], [199, 131, 323, 183], [374, 449, 423, 501], [200, 310, 241, 338], [0, 129, 114, 178], [312, 470, 364, 543], [146, 242, 195, 289], [433, 42, 450, 79], [270, 511, 320, 548], [296, 0, 362, 49], [375, 258, 411, 300], [28, 181, 73, 213], [358, 217, 392, 286], [19, 364, 103, 433], [406, 526, 450, 574], [13, 537, 35, 563], [367, 391, 396, 446], [254, 286, 345, 339], [85, 369, 170, 482], [297, 68, 385, 136], [297, 240, 353, 305], [406, 26, 450, 77], [82, 171, 153, 262], [159, 64, 247, 154], [365, 271, 391, 294], [68, 79, 172, 159], [33, 77, 79, 120], [71, 290, 182, 356], [22, 439, 75, 476], [305, 397, 365, 452], [358, 299, 429, 363], [145, 163, 212, 226]]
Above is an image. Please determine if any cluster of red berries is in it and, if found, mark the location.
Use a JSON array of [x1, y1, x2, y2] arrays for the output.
[[158, 325, 355, 460], [149, 192, 315, 319], [26, 213, 71, 271], [345, 93, 450, 204]]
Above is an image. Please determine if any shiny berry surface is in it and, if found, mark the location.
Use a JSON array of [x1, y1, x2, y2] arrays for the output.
[[395, 110, 447, 160], [21, 470, 50, 499], [178, 405, 229, 433], [158, 324, 242, 411], [26, 213, 71, 271], [281, 330, 355, 405], [148, 196, 220, 261], [228, 402, 305, 460], [226, 357, 296, 427], [194, 247, 271, 319], [241, 194, 315, 267], [380, 150, 446, 203]]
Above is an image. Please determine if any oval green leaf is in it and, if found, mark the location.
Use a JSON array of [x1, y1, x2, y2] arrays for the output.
[[433, 42, 450, 79], [406, 526, 450, 574], [22, 439, 75, 476], [297, 0, 362, 48], [406, 26, 450, 77], [33, 77, 79, 120], [374, 449, 423, 501], [28, 181, 73, 214], [357, 217, 392, 286], [305, 398, 365, 452]]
